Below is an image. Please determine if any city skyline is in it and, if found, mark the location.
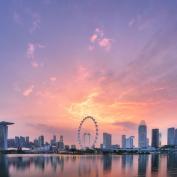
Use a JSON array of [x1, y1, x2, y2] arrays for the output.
[[5, 120, 177, 149], [1, 0, 177, 146]]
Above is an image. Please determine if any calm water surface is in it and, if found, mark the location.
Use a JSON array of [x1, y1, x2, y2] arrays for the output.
[[0, 154, 177, 177]]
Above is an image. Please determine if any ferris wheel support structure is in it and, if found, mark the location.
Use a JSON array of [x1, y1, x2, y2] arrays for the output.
[[77, 116, 99, 149]]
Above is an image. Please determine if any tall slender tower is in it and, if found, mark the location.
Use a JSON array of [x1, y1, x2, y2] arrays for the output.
[[151, 129, 160, 148], [138, 120, 147, 148], [103, 133, 112, 149], [167, 128, 175, 145], [0, 121, 14, 150], [122, 135, 126, 148]]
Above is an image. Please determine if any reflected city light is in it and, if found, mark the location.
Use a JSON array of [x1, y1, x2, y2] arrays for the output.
[[0, 154, 177, 177]]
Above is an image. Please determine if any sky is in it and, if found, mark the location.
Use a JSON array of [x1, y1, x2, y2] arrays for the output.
[[1, 0, 177, 147]]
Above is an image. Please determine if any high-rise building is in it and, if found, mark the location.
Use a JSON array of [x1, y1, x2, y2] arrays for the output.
[[38, 135, 44, 147], [26, 137, 30, 145], [58, 135, 64, 150], [159, 133, 162, 147], [15, 136, 20, 148], [175, 129, 177, 145], [53, 135, 56, 143], [20, 136, 26, 147], [51, 135, 57, 146], [167, 128, 175, 145], [122, 135, 126, 148], [34, 139, 39, 147], [138, 120, 147, 148], [60, 135, 63, 142], [146, 138, 149, 147], [0, 121, 14, 150], [103, 133, 112, 149], [125, 136, 134, 148], [151, 129, 160, 148], [8, 139, 15, 148], [122, 135, 134, 149]]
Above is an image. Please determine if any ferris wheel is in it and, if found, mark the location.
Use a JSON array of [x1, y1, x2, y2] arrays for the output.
[[77, 116, 99, 149]]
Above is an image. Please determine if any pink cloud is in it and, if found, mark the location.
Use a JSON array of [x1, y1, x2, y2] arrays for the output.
[[27, 43, 35, 59], [27, 43, 45, 59], [95, 28, 104, 37], [22, 85, 34, 97], [98, 38, 112, 51], [31, 61, 39, 68], [26, 42, 45, 68], [89, 28, 112, 51], [50, 77, 57, 82], [90, 34, 98, 43]]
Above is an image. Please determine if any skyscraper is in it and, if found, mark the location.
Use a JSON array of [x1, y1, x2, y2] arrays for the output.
[[175, 129, 177, 145], [58, 135, 64, 150], [20, 136, 26, 147], [103, 133, 112, 149], [122, 135, 134, 149], [167, 128, 175, 145], [15, 136, 20, 148], [26, 136, 30, 147], [138, 120, 147, 148], [38, 135, 44, 147], [0, 121, 14, 150], [53, 135, 56, 143], [146, 138, 149, 147], [122, 135, 126, 148], [51, 135, 57, 146], [151, 129, 160, 148], [60, 135, 63, 143], [34, 139, 39, 147], [126, 136, 134, 148]]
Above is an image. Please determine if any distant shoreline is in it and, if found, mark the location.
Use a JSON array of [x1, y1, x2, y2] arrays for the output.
[[1, 150, 177, 155]]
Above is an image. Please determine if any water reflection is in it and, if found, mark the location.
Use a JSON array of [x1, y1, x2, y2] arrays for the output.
[[0, 155, 9, 177], [122, 155, 133, 169], [0, 154, 177, 177], [78, 156, 99, 177], [167, 153, 177, 177], [151, 154, 159, 175], [103, 155, 112, 173], [138, 155, 148, 177], [8, 156, 64, 172]]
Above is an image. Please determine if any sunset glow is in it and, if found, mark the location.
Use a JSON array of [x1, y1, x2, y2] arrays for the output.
[[1, 0, 177, 146]]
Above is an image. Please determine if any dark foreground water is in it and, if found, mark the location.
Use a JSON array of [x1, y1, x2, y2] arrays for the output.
[[0, 154, 177, 177]]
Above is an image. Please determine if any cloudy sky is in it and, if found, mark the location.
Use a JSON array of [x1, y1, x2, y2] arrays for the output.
[[1, 0, 177, 146]]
